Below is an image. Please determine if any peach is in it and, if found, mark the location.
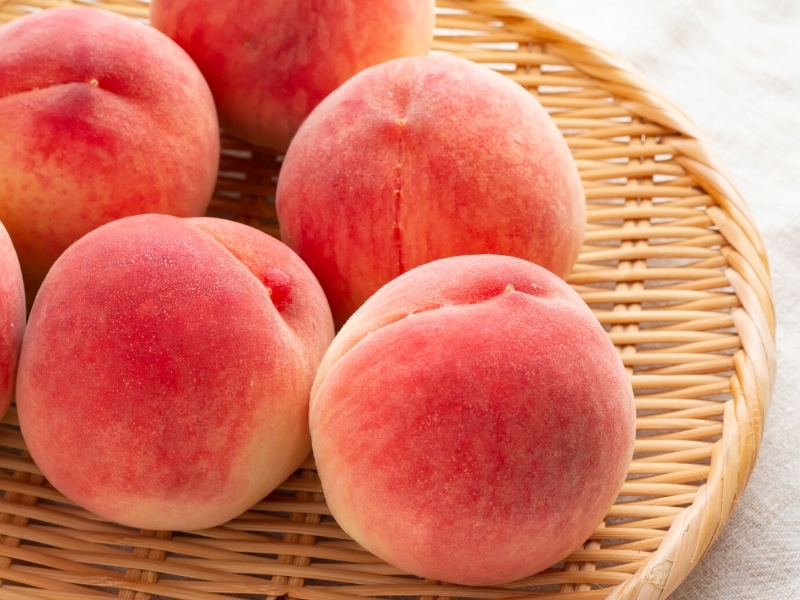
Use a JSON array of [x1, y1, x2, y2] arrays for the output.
[[0, 221, 26, 419], [277, 55, 586, 328], [0, 7, 220, 305], [16, 214, 334, 531], [150, 0, 435, 152], [310, 254, 635, 585]]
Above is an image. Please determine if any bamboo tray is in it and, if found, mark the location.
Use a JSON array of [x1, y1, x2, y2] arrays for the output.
[[0, 0, 777, 599]]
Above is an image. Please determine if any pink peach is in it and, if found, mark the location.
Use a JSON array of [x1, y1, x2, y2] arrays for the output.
[[16, 214, 334, 531], [310, 254, 635, 585], [0, 221, 26, 419], [150, 0, 435, 151], [0, 7, 220, 304], [277, 55, 586, 328]]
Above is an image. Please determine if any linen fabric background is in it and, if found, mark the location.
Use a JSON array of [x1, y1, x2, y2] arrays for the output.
[[532, 1, 800, 598]]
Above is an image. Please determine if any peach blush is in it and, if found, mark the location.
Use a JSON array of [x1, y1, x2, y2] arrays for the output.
[[151, 0, 435, 151], [0, 7, 220, 304], [16, 214, 334, 531], [0, 221, 26, 419], [277, 54, 586, 327], [310, 254, 634, 585]]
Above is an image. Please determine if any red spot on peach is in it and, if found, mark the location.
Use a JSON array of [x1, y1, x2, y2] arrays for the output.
[[31, 84, 119, 162], [262, 267, 293, 311]]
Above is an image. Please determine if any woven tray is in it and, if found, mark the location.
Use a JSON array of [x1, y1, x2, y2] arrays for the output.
[[0, 1, 777, 599]]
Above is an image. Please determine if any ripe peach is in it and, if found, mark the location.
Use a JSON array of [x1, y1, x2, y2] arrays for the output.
[[277, 55, 586, 328], [150, 0, 435, 152], [0, 7, 220, 305], [16, 214, 334, 531], [310, 254, 635, 585], [0, 221, 26, 419]]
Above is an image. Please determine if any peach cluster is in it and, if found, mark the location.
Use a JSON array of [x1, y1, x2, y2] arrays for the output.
[[1, 0, 636, 589]]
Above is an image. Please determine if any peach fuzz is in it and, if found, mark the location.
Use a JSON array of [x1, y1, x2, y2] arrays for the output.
[[0, 7, 220, 305], [310, 255, 635, 585], [0, 221, 26, 419], [150, 0, 435, 152], [277, 55, 586, 328], [16, 214, 334, 531]]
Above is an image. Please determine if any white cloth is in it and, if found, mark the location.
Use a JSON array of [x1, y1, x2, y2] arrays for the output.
[[531, 1, 800, 598]]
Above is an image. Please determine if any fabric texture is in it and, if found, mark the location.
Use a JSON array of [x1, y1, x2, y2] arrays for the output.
[[530, 1, 800, 598]]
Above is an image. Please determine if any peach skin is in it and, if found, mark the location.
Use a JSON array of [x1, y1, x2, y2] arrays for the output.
[[310, 254, 635, 585], [151, 0, 435, 152], [16, 214, 334, 531], [277, 55, 586, 327], [0, 7, 220, 305], [0, 221, 25, 419]]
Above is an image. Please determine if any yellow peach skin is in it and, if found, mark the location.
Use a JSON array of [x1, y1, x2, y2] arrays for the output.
[[16, 214, 334, 531], [0, 222, 25, 419], [150, 0, 435, 152], [277, 55, 587, 328], [310, 255, 635, 585], [0, 7, 220, 305]]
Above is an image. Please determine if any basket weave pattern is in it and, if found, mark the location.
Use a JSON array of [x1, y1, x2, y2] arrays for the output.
[[0, 1, 776, 599]]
